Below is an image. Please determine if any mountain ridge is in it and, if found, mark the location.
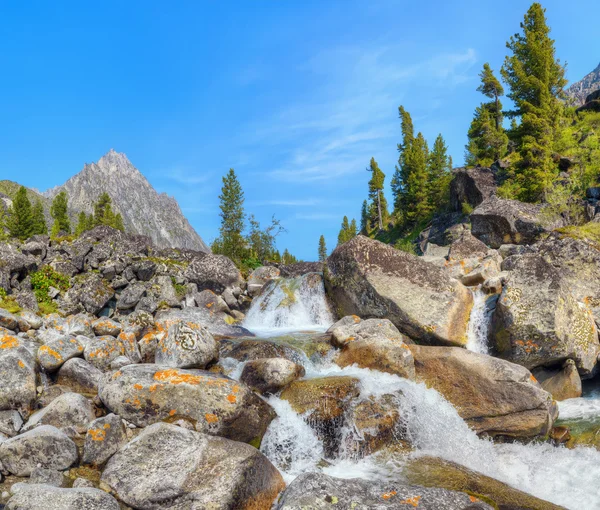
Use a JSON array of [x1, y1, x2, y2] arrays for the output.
[[566, 62, 600, 105]]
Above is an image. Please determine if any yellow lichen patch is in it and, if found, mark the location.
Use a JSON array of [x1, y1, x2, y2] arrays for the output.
[[133, 384, 143, 390], [88, 428, 106, 441], [154, 368, 204, 385], [352, 315, 361, 323], [169, 409, 177, 416], [205, 413, 219, 423], [232, 385, 240, 394], [149, 384, 159, 392], [0, 335, 18, 349], [382, 490, 397, 500], [227, 394, 237, 404], [529, 374, 538, 383], [112, 371, 122, 380], [469, 495, 480, 503], [399, 495, 421, 507], [39, 345, 63, 362], [103, 423, 111, 429], [17, 360, 25, 368]]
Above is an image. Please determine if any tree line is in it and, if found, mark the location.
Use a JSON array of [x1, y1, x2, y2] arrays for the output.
[[0, 187, 124, 241]]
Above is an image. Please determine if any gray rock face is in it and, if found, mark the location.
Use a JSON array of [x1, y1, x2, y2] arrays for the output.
[[240, 358, 305, 394], [98, 364, 276, 443], [325, 236, 473, 347], [155, 320, 218, 369], [533, 359, 582, 401], [6, 484, 120, 510], [329, 317, 416, 380], [491, 253, 599, 376], [44, 149, 209, 252], [84, 335, 125, 370], [64, 273, 114, 315], [37, 335, 84, 371], [275, 472, 493, 509], [56, 357, 103, 395], [116, 282, 146, 310], [566, 62, 600, 105], [0, 425, 78, 476], [100, 422, 285, 510], [184, 253, 243, 293], [471, 196, 560, 248], [155, 306, 252, 339], [450, 167, 497, 212], [22, 392, 96, 434], [247, 266, 281, 297], [82, 413, 127, 466], [0, 337, 37, 414]]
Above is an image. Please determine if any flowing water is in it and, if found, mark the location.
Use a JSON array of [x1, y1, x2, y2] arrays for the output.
[[466, 286, 495, 354], [238, 276, 600, 509]]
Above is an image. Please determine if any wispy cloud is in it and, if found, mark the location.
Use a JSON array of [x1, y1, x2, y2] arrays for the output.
[[158, 168, 214, 186], [295, 212, 340, 220]]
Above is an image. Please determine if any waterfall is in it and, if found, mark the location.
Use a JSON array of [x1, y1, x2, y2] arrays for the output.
[[466, 286, 495, 354], [243, 273, 335, 335]]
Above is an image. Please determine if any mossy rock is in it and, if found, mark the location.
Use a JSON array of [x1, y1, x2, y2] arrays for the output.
[[403, 456, 565, 510]]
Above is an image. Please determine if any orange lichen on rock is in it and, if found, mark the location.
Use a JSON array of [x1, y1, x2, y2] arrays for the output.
[[469, 495, 480, 503], [89, 428, 106, 441], [382, 490, 397, 500], [153, 369, 204, 385], [169, 409, 177, 416], [133, 384, 143, 390], [399, 495, 421, 507], [17, 360, 25, 368], [227, 394, 237, 404], [0, 335, 18, 349], [39, 345, 63, 361], [205, 413, 219, 423]]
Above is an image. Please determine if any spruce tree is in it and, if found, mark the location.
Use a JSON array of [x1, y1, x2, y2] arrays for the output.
[[318, 235, 327, 262], [501, 2, 567, 201], [7, 186, 33, 240], [75, 212, 89, 236], [217, 169, 246, 261], [478, 63, 504, 130], [50, 191, 70, 234], [0, 206, 7, 241], [337, 216, 351, 245], [93, 193, 115, 227], [349, 219, 357, 238], [367, 158, 388, 231], [113, 213, 125, 231], [427, 134, 452, 210], [391, 106, 415, 216], [404, 133, 430, 222], [31, 200, 47, 235], [360, 200, 369, 234]]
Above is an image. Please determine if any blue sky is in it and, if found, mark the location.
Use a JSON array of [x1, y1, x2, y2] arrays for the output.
[[0, 1, 597, 260]]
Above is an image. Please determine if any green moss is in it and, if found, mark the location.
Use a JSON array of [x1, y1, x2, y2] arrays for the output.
[[38, 301, 59, 316], [0, 297, 21, 314], [248, 436, 262, 449], [555, 222, 600, 249]]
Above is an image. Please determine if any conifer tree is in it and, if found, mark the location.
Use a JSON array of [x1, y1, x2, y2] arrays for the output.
[[216, 168, 245, 261], [318, 235, 327, 262], [367, 158, 388, 231], [7, 186, 34, 240], [75, 212, 88, 236], [427, 134, 452, 210], [50, 191, 70, 234], [403, 133, 430, 222], [338, 216, 351, 245], [349, 219, 357, 238], [113, 213, 125, 231], [501, 2, 567, 201], [0, 206, 7, 241], [478, 63, 504, 130], [391, 106, 415, 215], [360, 200, 369, 234], [31, 200, 47, 235]]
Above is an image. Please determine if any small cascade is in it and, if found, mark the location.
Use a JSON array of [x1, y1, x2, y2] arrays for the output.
[[243, 273, 335, 335], [466, 286, 495, 354]]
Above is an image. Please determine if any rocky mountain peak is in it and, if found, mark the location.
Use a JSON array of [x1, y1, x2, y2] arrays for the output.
[[566, 61, 600, 105]]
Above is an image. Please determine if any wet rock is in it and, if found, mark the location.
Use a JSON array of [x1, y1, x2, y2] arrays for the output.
[[275, 472, 493, 509], [330, 317, 415, 380], [184, 253, 243, 294], [56, 358, 103, 395], [247, 266, 281, 297], [240, 358, 305, 394], [532, 360, 582, 401], [192, 289, 230, 313], [0, 425, 78, 476], [491, 253, 599, 376], [449, 166, 497, 212], [326, 236, 473, 347], [37, 336, 84, 371], [155, 306, 253, 339], [84, 335, 125, 371], [100, 422, 284, 510], [155, 320, 218, 369], [404, 456, 564, 510], [410, 345, 557, 438], [223, 339, 304, 364], [0, 336, 37, 414], [278, 262, 324, 278], [116, 282, 146, 310], [22, 392, 96, 434], [471, 196, 560, 248], [98, 364, 276, 443], [82, 413, 127, 466], [6, 484, 119, 509], [91, 317, 122, 337]]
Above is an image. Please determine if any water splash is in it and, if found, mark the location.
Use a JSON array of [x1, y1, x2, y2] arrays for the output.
[[466, 287, 495, 354], [243, 273, 335, 335]]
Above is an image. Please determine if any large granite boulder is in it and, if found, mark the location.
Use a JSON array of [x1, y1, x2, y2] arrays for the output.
[[63, 273, 115, 315], [6, 484, 120, 510], [471, 196, 560, 248], [155, 319, 218, 369], [410, 345, 557, 438], [491, 253, 599, 376], [100, 422, 285, 510], [240, 358, 305, 394], [275, 472, 493, 509], [22, 392, 96, 434], [98, 364, 275, 443], [0, 335, 37, 414], [184, 253, 243, 293], [325, 236, 473, 346], [155, 306, 252, 339], [247, 266, 281, 297], [449, 166, 497, 212]]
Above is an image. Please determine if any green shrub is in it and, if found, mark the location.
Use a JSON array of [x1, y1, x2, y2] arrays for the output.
[[461, 202, 474, 215], [395, 238, 417, 255], [38, 301, 59, 315], [31, 266, 70, 304], [0, 295, 21, 314]]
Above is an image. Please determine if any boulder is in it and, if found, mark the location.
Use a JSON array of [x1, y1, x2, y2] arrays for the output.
[[240, 358, 305, 394], [409, 345, 557, 438], [22, 392, 96, 434], [449, 166, 497, 212], [0, 309, 19, 331], [84, 335, 125, 370], [0, 425, 78, 476], [98, 364, 275, 443], [325, 236, 473, 347], [82, 413, 127, 466], [417, 212, 469, 252], [192, 289, 230, 313], [275, 472, 493, 510], [471, 196, 560, 248], [29, 467, 66, 487], [184, 253, 243, 293], [0, 410, 23, 437], [329, 317, 415, 380], [56, 358, 104, 395], [64, 273, 115, 315], [155, 320, 218, 369], [100, 422, 285, 510], [491, 253, 599, 375], [278, 261, 324, 277], [247, 266, 281, 297], [0, 335, 37, 414], [116, 282, 146, 310], [155, 306, 253, 339], [222, 339, 305, 364], [92, 317, 122, 336], [37, 335, 84, 371], [6, 484, 119, 510], [532, 360, 582, 401]]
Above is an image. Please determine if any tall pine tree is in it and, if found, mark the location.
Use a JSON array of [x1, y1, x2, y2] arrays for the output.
[[216, 168, 246, 261], [367, 157, 388, 231], [501, 2, 567, 201], [318, 235, 327, 262], [7, 186, 33, 240], [427, 134, 452, 210], [31, 200, 47, 235], [391, 106, 415, 216], [360, 200, 369, 234], [338, 216, 350, 245], [50, 191, 70, 235], [404, 133, 430, 222]]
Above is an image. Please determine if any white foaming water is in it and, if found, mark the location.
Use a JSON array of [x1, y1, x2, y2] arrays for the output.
[[243, 274, 335, 336], [466, 286, 494, 354]]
